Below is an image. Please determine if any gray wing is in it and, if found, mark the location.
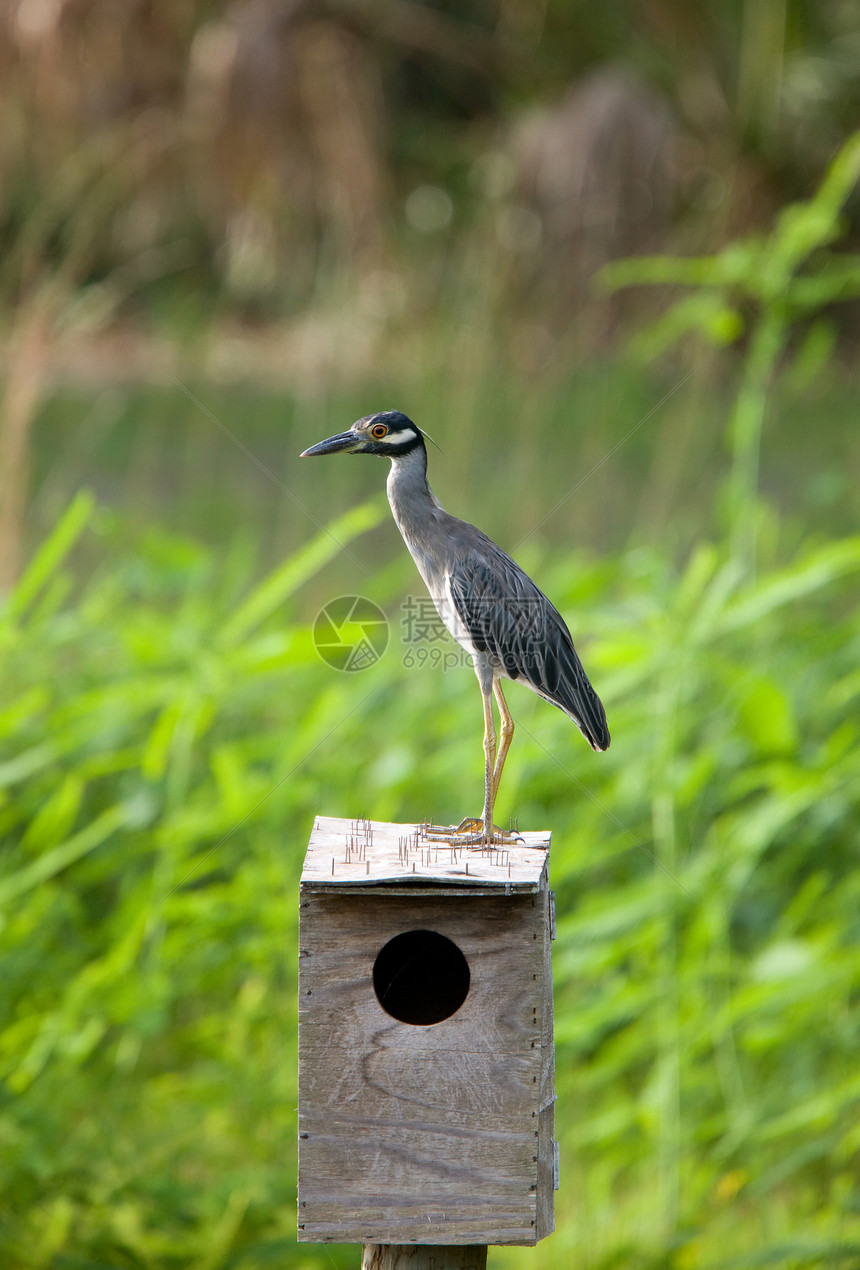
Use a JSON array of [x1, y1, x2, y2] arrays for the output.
[[446, 536, 610, 752]]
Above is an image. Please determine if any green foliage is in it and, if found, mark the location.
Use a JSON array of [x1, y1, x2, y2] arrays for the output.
[[601, 132, 860, 577], [3, 13, 860, 1268], [2, 481, 860, 1267]]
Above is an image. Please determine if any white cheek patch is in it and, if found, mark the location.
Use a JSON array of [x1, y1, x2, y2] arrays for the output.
[[380, 429, 414, 446]]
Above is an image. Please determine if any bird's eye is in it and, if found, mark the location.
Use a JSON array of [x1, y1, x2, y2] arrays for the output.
[[371, 424, 388, 439]]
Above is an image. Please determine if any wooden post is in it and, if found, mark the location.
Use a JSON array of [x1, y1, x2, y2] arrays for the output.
[[362, 1245, 488, 1270], [360, 1244, 485, 1264]]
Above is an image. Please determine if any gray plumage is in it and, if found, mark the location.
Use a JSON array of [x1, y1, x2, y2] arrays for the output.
[[301, 409, 609, 841], [446, 543, 610, 751], [384, 440, 609, 752]]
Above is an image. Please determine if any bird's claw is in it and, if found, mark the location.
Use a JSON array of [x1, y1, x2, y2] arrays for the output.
[[422, 817, 525, 848]]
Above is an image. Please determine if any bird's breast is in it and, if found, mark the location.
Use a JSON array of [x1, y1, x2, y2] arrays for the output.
[[387, 484, 484, 659], [392, 523, 477, 656]]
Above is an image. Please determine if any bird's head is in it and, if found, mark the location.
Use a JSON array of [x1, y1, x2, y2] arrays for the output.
[[300, 411, 425, 460]]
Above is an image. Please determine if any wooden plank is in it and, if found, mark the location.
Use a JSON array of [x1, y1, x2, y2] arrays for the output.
[[535, 1103, 555, 1241], [538, 891, 556, 1111], [536, 888, 555, 1240], [304, 1215, 534, 1246], [300, 884, 538, 898], [299, 894, 545, 1053], [302, 816, 550, 891], [307, 1218, 535, 1246], [301, 1125, 537, 1206], [298, 890, 547, 1245]]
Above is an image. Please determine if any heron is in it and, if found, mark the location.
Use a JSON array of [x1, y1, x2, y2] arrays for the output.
[[301, 410, 610, 844]]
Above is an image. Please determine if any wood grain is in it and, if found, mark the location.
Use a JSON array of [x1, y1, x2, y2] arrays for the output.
[[536, 887, 556, 1241], [302, 816, 550, 891]]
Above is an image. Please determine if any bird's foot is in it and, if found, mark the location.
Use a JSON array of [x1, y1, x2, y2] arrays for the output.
[[422, 817, 525, 848]]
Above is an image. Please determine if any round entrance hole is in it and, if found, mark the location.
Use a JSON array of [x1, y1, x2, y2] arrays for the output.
[[372, 929, 470, 1025]]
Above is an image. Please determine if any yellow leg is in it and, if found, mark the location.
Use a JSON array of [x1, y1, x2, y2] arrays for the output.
[[491, 678, 515, 803], [423, 674, 522, 847], [480, 682, 497, 843]]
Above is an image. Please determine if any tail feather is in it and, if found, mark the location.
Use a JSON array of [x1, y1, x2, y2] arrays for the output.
[[539, 635, 610, 752], [555, 675, 611, 751]]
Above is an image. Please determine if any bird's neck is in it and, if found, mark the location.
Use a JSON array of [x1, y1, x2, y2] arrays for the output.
[[386, 444, 439, 545]]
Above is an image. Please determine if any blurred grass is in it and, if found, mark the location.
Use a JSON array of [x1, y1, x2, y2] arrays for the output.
[[3, 122, 860, 1270], [23, 349, 860, 605], [1, 475, 860, 1268]]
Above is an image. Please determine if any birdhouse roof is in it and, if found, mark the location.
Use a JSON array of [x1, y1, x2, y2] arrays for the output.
[[301, 816, 550, 893]]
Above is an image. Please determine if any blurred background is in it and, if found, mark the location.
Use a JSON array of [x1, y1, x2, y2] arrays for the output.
[[2, 2, 860, 1267]]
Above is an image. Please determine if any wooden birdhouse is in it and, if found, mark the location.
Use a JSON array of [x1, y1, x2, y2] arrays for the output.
[[298, 816, 557, 1248]]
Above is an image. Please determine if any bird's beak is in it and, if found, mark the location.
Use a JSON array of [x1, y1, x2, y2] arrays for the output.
[[300, 430, 361, 457]]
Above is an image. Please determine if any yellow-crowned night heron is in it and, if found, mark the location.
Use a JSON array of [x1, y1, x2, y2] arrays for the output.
[[301, 410, 610, 844]]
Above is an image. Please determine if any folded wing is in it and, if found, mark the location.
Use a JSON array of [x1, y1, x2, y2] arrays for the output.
[[446, 539, 610, 752]]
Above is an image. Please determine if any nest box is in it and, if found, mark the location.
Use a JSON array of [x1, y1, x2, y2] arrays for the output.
[[298, 816, 557, 1247]]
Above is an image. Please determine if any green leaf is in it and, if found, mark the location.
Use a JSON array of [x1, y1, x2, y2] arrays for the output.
[[20, 774, 84, 853], [771, 132, 860, 272], [738, 678, 797, 757], [217, 499, 386, 649], [718, 538, 860, 632], [0, 803, 130, 906], [596, 254, 724, 292], [6, 490, 94, 619]]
